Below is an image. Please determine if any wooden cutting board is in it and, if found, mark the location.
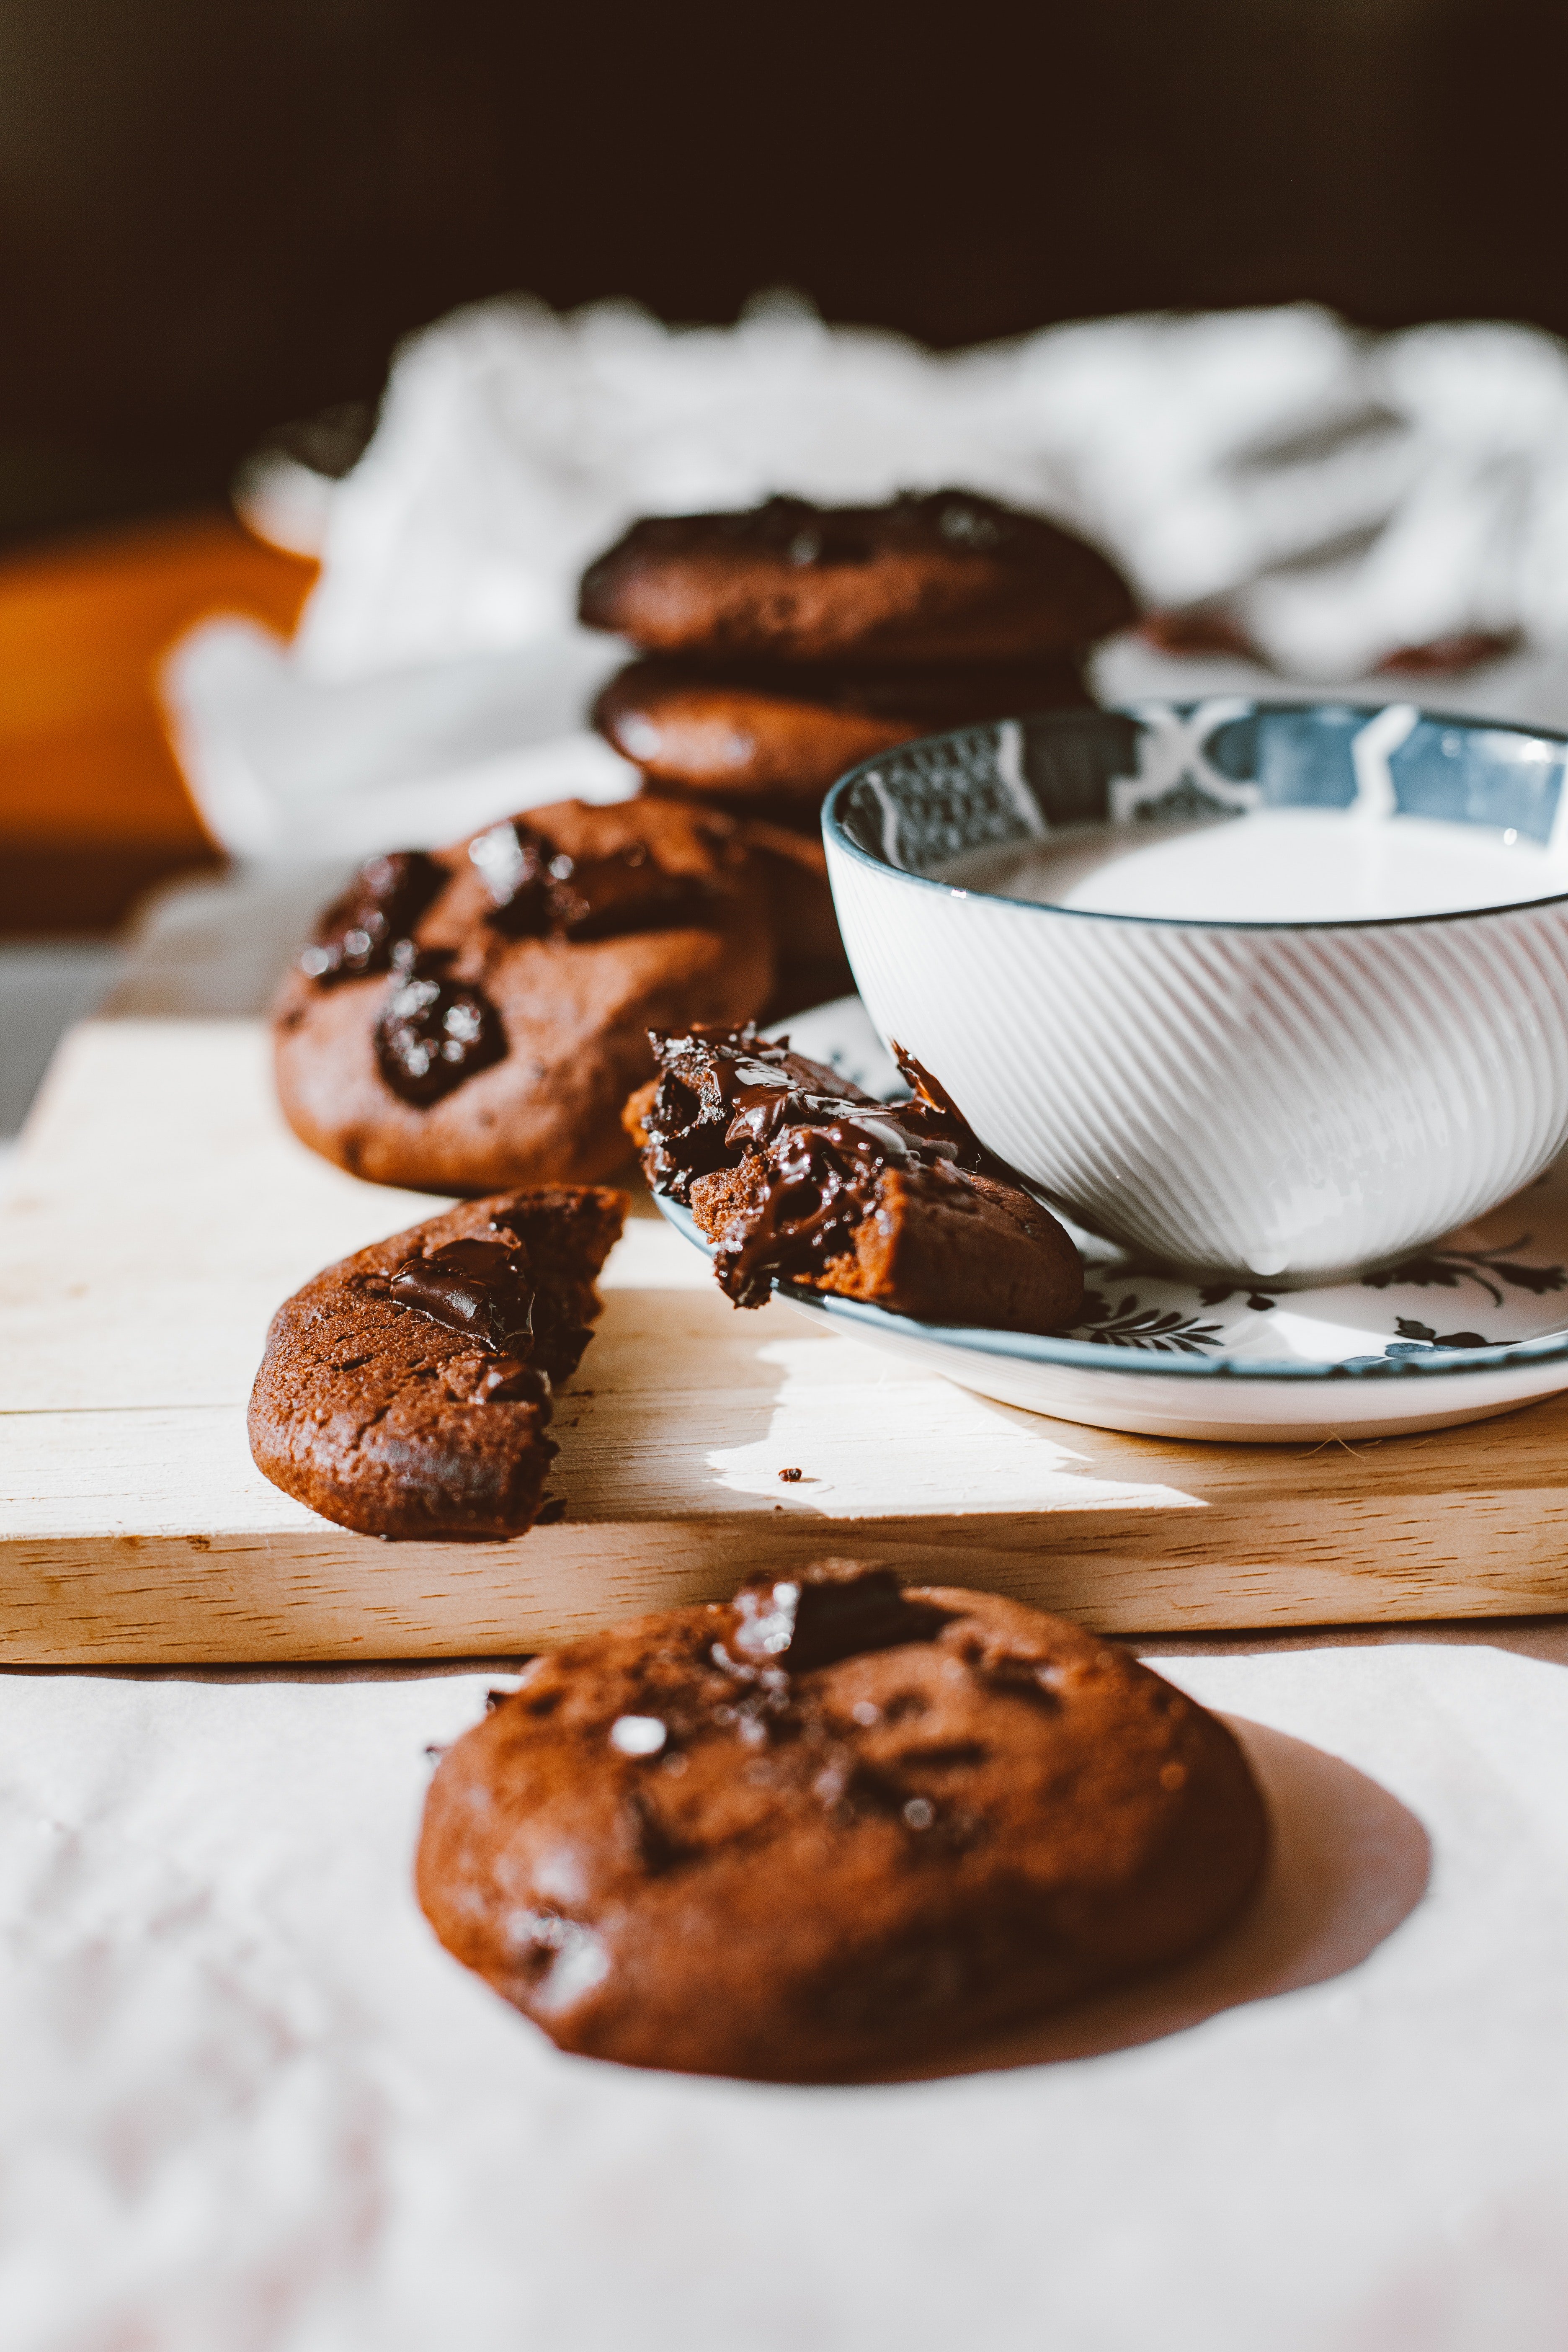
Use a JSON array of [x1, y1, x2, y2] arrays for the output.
[[3, 1018, 1567, 1662]]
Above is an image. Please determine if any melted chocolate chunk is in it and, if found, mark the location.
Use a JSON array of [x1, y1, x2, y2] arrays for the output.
[[731, 1566, 948, 1674], [721, 1079, 859, 1157], [888, 1042, 1013, 1177], [713, 1112, 958, 1309], [471, 818, 717, 944], [299, 851, 446, 983], [374, 945, 506, 1105], [545, 843, 716, 941], [641, 1024, 879, 1202], [469, 819, 552, 937], [390, 1236, 536, 1353]]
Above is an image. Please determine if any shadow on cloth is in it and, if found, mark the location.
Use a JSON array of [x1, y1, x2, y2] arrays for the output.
[[853, 1715, 1431, 2085]]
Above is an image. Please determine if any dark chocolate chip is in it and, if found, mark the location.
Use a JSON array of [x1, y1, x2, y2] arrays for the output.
[[473, 817, 717, 944], [390, 1237, 536, 1353], [545, 844, 716, 942], [471, 818, 553, 937], [300, 851, 446, 983], [375, 950, 505, 1104], [472, 1353, 549, 1404], [732, 1565, 948, 1674]]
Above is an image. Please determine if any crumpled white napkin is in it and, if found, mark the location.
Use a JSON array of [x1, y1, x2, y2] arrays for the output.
[[164, 294, 1568, 863]]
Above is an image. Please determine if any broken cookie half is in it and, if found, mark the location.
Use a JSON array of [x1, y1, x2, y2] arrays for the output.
[[248, 1187, 627, 1539], [631, 1023, 1082, 1332]]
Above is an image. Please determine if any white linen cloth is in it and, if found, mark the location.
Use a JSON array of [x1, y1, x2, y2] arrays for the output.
[[167, 295, 1568, 861], [4, 1625, 1567, 2351]]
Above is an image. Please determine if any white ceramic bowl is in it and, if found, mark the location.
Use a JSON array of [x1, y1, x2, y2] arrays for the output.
[[824, 698, 1568, 1286]]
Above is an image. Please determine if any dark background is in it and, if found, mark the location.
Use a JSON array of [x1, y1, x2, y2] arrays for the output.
[[0, 0, 1560, 548]]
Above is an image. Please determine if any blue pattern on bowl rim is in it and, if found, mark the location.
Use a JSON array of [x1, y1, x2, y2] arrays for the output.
[[826, 696, 1568, 926]]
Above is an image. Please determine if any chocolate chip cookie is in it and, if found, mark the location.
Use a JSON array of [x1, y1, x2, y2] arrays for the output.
[[634, 1024, 1083, 1331], [416, 1560, 1269, 2078], [248, 1186, 626, 1539], [272, 797, 777, 1194], [578, 491, 1136, 666], [593, 652, 1093, 814]]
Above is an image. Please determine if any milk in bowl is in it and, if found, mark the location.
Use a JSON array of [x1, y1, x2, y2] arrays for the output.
[[824, 701, 1568, 1284], [939, 805, 1568, 925]]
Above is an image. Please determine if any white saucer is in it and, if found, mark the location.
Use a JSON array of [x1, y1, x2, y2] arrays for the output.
[[652, 996, 1568, 1443]]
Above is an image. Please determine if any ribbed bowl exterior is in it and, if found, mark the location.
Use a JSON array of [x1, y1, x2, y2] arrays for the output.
[[827, 840, 1568, 1283]]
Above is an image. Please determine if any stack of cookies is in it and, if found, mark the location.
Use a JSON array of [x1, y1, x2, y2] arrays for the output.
[[579, 490, 1136, 1005]]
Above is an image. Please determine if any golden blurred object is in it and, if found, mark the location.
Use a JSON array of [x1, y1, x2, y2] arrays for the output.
[[0, 513, 317, 933]]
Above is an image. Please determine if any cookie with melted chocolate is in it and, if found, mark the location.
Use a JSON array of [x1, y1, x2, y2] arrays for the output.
[[248, 1186, 626, 1539], [694, 1127, 1083, 1330], [272, 797, 777, 1194], [415, 1560, 1269, 2079], [632, 1024, 1082, 1330], [578, 492, 1136, 665], [594, 652, 1092, 813]]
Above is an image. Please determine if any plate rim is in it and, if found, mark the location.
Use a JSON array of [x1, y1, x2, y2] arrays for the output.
[[649, 1189, 1568, 1387]]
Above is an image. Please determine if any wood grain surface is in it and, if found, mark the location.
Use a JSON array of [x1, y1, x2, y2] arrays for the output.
[[4, 1019, 1568, 1662]]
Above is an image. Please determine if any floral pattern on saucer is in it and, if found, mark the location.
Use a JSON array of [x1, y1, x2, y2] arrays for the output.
[[1061, 1194, 1568, 1366]]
